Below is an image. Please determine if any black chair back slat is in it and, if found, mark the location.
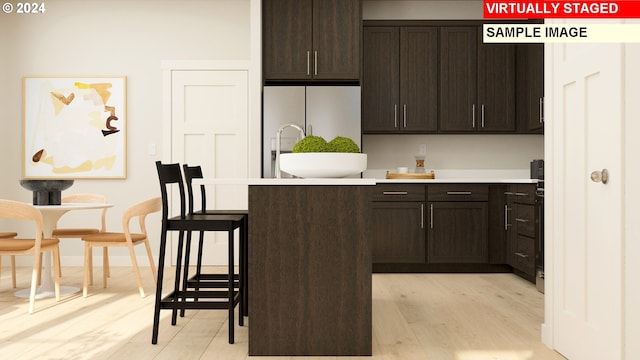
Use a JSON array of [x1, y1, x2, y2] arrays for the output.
[[155, 161, 186, 218], [182, 164, 206, 214]]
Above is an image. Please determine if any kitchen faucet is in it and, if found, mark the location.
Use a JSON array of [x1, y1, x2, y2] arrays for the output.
[[274, 123, 305, 178]]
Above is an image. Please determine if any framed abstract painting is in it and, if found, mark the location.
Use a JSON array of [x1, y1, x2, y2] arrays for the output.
[[23, 76, 127, 179]]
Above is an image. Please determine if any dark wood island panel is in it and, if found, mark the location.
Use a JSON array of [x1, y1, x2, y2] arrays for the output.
[[248, 185, 372, 356]]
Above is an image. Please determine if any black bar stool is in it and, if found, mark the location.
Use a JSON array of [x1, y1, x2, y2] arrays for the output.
[[152, 161, 244, 345], [182, 164, 248, 317]]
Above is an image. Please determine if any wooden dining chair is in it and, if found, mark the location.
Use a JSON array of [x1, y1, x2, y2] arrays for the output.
[[0, 199, 61, 314], [80, 197, 160, 298], [0, 232, 18, 288], [52, 194, 109, 279]]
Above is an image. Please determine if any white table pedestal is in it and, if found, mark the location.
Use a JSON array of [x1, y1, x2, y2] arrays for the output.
[[13, 203, 112, 299]]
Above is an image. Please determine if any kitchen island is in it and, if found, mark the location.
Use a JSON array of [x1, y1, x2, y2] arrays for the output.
[[247, 178, 374, 356], [194, 175, 541, 355]]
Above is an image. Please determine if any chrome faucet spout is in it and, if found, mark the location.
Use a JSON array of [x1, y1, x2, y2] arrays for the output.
[[275, 124, 305, 178]]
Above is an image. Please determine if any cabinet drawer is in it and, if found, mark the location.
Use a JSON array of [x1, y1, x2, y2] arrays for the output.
[[514, 203, 535, 237], [512, 184, 536, 204], [373, 184, 425, 202], [513, 235, 535, 275], [428, 184, 488, 202]]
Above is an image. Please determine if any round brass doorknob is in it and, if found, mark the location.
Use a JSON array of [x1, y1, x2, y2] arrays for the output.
[[590, 169, 609, 184]]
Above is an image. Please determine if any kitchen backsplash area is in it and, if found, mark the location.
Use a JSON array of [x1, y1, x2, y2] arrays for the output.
[[362, 134, 544, 178]]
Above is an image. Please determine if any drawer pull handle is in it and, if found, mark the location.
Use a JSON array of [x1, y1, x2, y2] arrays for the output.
[[515, 252, 529, 258], [447, 191, 472, 195], [515, 192, 529, 196], [515, 218, 529, 223], [382, 191, 408, 195], [504, 191, 514, 195]]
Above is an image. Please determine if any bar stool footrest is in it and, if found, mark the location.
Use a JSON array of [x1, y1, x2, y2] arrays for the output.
[[159, 290, 241, 310]]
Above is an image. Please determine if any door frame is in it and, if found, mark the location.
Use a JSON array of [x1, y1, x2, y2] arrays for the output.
[[160, 60, 260, 267], [543, 33, 640, 360], [161, 60, 261, 173]]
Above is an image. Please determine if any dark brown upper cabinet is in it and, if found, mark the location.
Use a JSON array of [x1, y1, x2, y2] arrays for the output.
[[516, 43, 544, 133], [439, 26, 515, 133], [362, 27, 438, 133], [477, 40, 516, 132], [262, 0, 361, 82]]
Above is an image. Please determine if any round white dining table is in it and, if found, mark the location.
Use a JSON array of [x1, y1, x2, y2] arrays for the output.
[[14, 202, 114, 299]]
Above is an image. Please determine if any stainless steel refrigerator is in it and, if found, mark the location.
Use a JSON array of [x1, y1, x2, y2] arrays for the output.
[[262, 86, 361, 178]]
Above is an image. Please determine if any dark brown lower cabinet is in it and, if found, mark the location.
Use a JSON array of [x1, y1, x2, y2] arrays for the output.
[[506, 184, 539, 281], [427, 201, 488, 263], [248, 185, 371, 356], [371, 201, 425, 263]]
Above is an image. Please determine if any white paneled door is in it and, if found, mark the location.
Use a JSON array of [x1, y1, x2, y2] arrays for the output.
[[170, 69, 249, 265], [547, 39, 624, 358]]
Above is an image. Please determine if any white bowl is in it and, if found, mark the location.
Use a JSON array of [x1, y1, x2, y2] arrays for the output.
[[279, 153, 367, 178]]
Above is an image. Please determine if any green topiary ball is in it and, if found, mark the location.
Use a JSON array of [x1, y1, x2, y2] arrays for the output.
[[292, 135, 329, 153], [327, 136, 360, 153]]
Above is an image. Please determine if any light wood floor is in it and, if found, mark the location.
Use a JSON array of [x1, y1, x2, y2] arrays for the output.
[[0, 265, 566, 360]]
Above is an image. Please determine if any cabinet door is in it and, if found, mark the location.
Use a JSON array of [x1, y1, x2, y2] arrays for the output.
[[400, 27, 438, 132], [312, 0, 360, 80], [263, 0, 313, 80], [371, 202, 425, 263], [439, 27, 477, 132], [488, 185, 509, 264], [516, 44, 544, 132], [428, 201, 488, 263], [477, 42, 516, 132], [362, 27, 400, 133]]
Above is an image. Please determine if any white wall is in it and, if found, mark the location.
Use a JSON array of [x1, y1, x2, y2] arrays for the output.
[[363, 0, 483, 20], [364, 134, 544, 171], [0, 0, 251, 264]]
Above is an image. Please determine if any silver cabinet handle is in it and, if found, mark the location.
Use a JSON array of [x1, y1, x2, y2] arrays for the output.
[[306, 51, 310, 76], [515, 218, 529, 223], [382, 191, 408, 195], [394, 104, 398, 128], [314, 50, 318, 76], [539, 97, 544, 124], [430, 203, 433, 229], [504, 191, 514, 195], [403, 104, 407, 128], [421, 204, 424, 229], [472, 104, 476, 128], [504, 204, 512, 230], [481, 104, 485, 128], [515, 252, 529, 258], [447, 191, 472, 195], [514, 192, 529, 197]]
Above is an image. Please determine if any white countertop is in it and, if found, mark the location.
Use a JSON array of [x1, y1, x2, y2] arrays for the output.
[[193, 178, 377, 186], [193, 169, 538, 186], [376, 178, 538, 184], [193, 177, 536, 186]]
